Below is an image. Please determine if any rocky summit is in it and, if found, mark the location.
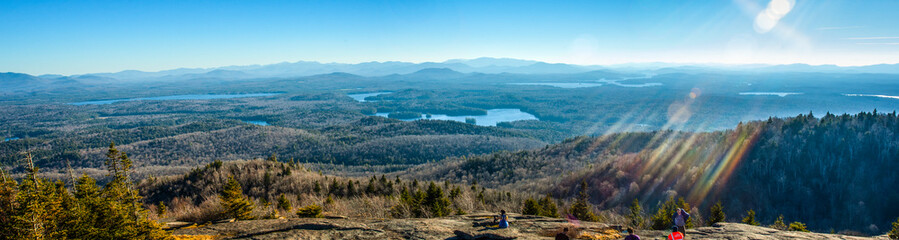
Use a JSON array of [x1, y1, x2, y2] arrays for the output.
[[168, 213, 890, 240]]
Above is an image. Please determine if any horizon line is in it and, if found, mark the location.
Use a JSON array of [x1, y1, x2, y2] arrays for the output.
[[7, 57, 899, 76]]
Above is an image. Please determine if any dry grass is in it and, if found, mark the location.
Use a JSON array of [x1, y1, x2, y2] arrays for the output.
[[172, 235, 218, 240], [539, 224, 583, 239], [169, 196, 226, 223], [143, 160, 532, 223]]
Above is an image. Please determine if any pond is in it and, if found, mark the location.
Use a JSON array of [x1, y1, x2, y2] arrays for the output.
[[69, 93, 281, 105], [242, 120, 270, 126], [843, 93, 899, 100], [374, 109, 538, 126], [4, 137, 19, 142], [739, 92, 802, 97], [348, 92, 392, 102]]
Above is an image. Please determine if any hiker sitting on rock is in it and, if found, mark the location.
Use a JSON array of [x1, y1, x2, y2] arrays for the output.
[[555, 227, 570, 240], [623, 227, 640, 240], [493, 210, 509, 228]]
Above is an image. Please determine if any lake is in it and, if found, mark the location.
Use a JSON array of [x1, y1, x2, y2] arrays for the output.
[[509, 80, 661, 88], [596, 79, 662, 87], [4, 137, 19, 142], [243, 120, 269, 126], [508, 83, 604, 88], [348, 92, 392, 102], [739, 92, 803, 97], [69, 93, 281, 105], [374, 109, 538, 126], [843, 93, 899, 100]]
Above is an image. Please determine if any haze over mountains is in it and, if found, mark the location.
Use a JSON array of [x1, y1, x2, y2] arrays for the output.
[[5, 58, 899, 88]]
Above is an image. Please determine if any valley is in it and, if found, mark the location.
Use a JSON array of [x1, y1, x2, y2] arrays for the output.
[[2, 60, 899, 238]]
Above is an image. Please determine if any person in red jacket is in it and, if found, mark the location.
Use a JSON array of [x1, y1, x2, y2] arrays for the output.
[[667, 226, 684, 240]]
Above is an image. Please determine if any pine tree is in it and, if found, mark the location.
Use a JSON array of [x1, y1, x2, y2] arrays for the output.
[[0, 168, 18, 239], [889, 217, 899, 239], [449, 186, 462, 199], [788, 221, 810, 232], [366, 177, 376, 195], [263, 171, 273, 194], [220, 176, 255, 220], [70, 174, 103, 238], [628, 198, 645, 228], [296, 204, 323, 218], [770, 215, 787, 230], [156, 201, 167, 217], [538, 194, 559, 218], [568, 180, 599, 222], [313, 181, 322, 195], [424, 182, 451, 217], [742, 210, 759, 226], [99, 144, 169, 239], [650, 196, 678, 230], [329, 179, 341, 196], [708, 201, 726, 225], [277, 194, 291, 211], [346, 180, 356, 197], [13, 155, 50, 240], [522, 198, 540, 215]]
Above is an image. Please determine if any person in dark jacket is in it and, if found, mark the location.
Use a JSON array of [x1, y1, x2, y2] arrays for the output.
[[672, 208, 690, 236], [623, 227, 640, 240], [554, 227, 570, 240]]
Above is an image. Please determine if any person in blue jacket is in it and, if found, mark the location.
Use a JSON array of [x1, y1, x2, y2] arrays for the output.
[[497, 210, 509, 228], [672, 208, 690, 236]]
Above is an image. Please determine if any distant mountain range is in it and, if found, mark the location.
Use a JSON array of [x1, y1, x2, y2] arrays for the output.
[[3, 58, 899, 89]]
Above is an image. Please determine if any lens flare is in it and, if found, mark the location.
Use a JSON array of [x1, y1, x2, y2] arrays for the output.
[[686, 125, 762, 204]]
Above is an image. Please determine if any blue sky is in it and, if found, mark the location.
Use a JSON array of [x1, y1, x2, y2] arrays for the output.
[[1, 0, 898, 75]]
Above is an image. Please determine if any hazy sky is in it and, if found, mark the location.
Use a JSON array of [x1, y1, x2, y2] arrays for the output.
[[2, 0, 898, 75]]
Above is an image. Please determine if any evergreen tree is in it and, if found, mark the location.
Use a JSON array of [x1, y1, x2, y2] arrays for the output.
[[788, 221, 810, 232], [70, 174, 103, 238], [13, 157, 54, 240], [220, 176, 255, 220], [346, 180, 356, 197], [329, 179, 341, 196], [522, 198, 540, 215], [650, 196, 678, 230], [628, 198, 645, 228], [476, 189, 485, 203], [708, 201, 726, 225], [569, 180, 599, 222], [366, 177, 376, 195], [449, 186, 462, 199], [296, 204, 323, 218], [770, 215, 787, 230], [538, 194, 559, 218], [313, 181, 322, 195], [263, 171, 273, 193], [0, 169, 18, 239], [424, 182, 451, 217], [889, 217, 899, 239], [157, 201, 167, 217], [277, 194, 291, 211], [742, 210, 759, 226]]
